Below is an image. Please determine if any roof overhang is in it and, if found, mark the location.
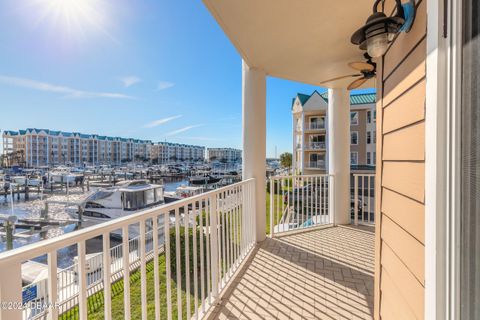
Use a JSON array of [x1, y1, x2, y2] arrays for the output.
[[202, 0, 376, 89]]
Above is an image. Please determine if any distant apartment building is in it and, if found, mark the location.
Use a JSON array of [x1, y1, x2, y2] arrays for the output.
[[2, 128, 152, 167], [150, 142, 205, 164], [292, 91, 376, 175], [207, 147, 242, 163]]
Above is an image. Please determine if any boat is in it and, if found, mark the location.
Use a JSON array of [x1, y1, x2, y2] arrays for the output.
[[49, 171, 78, 185], [189, 175, 221, 185], [11, 176, 27, 185], [68, 180, 165, 228]]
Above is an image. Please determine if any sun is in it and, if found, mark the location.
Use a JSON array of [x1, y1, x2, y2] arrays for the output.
[[30, 0, 114, 41]]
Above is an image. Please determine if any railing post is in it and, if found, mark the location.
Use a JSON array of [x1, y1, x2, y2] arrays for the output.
[[0, 261, 22, 320], [47, 251, 58, 320], [269, 178, 273, 238], [354, 175, 358, 226], [209, 194, 219, 300], [329, 175, 335, 225]]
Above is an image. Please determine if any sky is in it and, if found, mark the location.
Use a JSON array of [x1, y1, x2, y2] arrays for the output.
[[0, 0, 374, 158]]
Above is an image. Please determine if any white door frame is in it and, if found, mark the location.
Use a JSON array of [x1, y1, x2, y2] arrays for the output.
[[425, 0, 462, 318]]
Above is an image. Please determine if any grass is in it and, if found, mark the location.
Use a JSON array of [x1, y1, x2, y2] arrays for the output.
[[60, 254, 196, 320], [266, 191, 284, 235], [59, 191, 275, 319]]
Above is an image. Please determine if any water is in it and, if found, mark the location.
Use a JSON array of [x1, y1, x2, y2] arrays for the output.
[[0, 178, 189, 266]]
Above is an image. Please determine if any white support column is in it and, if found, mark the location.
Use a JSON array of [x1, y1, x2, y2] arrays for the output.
[[242, 60, 266, 242], [327, 88, 350, 225]]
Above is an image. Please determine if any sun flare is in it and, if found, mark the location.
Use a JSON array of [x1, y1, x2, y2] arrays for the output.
[[30, 0, 114, 41]]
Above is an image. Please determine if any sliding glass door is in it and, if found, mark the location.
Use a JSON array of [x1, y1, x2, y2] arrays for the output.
[[460, 0, 480, 318]]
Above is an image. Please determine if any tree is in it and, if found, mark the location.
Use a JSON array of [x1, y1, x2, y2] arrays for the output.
[[279, 152, 292, 168]]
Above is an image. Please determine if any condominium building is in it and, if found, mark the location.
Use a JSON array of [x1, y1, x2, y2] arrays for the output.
[[2, 129, 152, 167], [150, 142, 205, 164], [206, 147, 242, 163], [292, 91, 376, 174]]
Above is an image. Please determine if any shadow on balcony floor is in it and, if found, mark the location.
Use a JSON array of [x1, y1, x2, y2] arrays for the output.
[[208, 225, 374, 320]]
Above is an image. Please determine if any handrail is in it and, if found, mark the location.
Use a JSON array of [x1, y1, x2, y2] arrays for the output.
[[269, 174, 333, 237], [0, 178, 255, 265], [3, 178, 257, 320]]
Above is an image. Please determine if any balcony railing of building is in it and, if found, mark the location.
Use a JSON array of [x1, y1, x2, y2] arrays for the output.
[[305, 141, 326, 150], [305, 123, 326, 130], [268, 175, 333, 237], [352, 174, 375, 225], [269, 173, 376, 233], [305, 160, 326, 169], [0, 179, 256, 320]]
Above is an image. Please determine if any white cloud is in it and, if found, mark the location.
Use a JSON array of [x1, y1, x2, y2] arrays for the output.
[[120, 76, 141, 87], [0, 75, 134, 99], [157, 81, 175, 90], [144, 115, 183, 128], [166, 124, 204, 136]]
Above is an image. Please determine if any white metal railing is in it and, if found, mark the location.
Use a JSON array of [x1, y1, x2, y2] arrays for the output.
[[0, 178, 256, 320], [305, 142, 326, 150], [352, 174, 375, 225], [306, 123, 326, 130], [269, 175, 333, 237], [305, 161, 326, 169]]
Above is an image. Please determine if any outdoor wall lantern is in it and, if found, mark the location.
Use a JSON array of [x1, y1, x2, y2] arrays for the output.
[[351, 0, 416, 58]]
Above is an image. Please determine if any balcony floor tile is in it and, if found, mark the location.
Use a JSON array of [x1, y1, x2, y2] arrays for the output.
[[208, 226, 374, 320]]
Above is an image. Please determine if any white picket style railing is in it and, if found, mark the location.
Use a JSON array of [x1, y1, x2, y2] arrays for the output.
[[0, 178, 256, 320], [352, 174, 375, 225], [269, 175, 333, 237]]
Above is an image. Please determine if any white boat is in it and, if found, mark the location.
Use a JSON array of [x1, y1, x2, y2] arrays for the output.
[[68, 180, 165, 229], [164, 185, 204, 203], [26, 178, 42, 187], [11, 176, 27, 185], [49, 172, 78, 185]]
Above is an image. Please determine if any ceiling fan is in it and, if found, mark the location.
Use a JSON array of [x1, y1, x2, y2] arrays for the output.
[[320, 53, 376, 90]]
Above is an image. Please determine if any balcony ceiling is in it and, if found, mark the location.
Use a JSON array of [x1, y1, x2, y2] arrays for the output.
[[203, 0, 376, 89]]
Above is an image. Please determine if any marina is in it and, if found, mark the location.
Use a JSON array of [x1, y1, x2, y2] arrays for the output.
[[0, 163, 243, 255], [0, 161, 249, 318]]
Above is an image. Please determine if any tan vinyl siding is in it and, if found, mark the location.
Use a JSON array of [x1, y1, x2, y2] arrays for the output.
[[381, 188, 425, 244], [375, 0, 426, 318], [383, 122, 425, 161], [383, 79, 426, 134]]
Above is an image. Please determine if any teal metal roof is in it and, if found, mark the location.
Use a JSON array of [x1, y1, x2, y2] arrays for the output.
[[291, 90, 376, 109], [320, 92, 376, 105]]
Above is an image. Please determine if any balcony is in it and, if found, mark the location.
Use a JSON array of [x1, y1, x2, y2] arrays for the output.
[[305, 141, 326, 151], [207, 226, 374, 320], [305, 123, 326, 131], [0, 174, 375, 320], [305, 161, 326, 170]]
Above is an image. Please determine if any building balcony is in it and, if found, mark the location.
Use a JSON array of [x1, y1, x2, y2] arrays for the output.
[[0, 174, 375, 320], [208, 226, 374, 319], [305, 161, 326, 169], [305, 123, 326, 131], [305, 141, 326, 150]]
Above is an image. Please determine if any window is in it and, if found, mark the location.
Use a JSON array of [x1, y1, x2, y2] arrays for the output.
[[367, 152, 371, 165], [351, 132, 358, 145], [350, 112, 359, 125], [366, 131, 372, 144], [350, 152, 358, 165], [367, 110, 371, 123], [373, 110, 377, 122], [373, 131, 377, 144], [373, 152, 376, 165], [309, 116, 325, 129]]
